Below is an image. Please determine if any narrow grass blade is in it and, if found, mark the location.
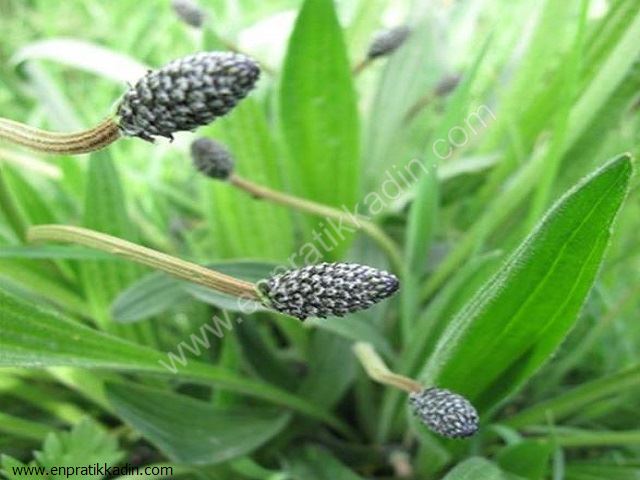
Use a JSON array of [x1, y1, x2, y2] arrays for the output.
[[506, 364, 640, 428], [81, 151, 142, 329]]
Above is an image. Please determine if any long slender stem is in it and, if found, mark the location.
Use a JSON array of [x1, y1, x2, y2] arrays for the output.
[[352, 58, 372, 76], [353, 342, 422, 394], [403, 93, 434, 123], [229, 174, 404, 272], [0, 117, 121, 155], [27, 225, 259, 300]]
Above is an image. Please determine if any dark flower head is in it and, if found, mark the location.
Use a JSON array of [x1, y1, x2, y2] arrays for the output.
[[191, 138, 234, 179], [409, 387, 479, 439], [435, 74, 462, 97], [367, 25, 412, 59], [171, 0, 207, 28], [117, 52, 260, 141], [258, 262, 399, 320]]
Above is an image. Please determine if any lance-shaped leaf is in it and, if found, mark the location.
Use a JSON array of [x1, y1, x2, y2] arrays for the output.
[[106, 382, 289, 465], [422, 154, 632, 411], [280, 0, 360, 257]]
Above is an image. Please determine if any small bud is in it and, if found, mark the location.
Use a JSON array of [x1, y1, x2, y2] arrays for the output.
[[409, 388, 479, 439], [367, 26, 411, 59], [191, 138, 234, 179], [117, 52, 260, 141], [171, 0, 207, 28], [434, 74, 461, 97], [259, 262, 399, 320]]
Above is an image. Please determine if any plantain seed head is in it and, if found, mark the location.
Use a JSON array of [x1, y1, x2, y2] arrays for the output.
[[258, 262, 400, 320], [409, 387, 479, 439], [117, 52, 260, 142]]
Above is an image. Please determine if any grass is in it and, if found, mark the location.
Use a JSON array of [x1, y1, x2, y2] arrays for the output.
[[0, 0, 639, 478]]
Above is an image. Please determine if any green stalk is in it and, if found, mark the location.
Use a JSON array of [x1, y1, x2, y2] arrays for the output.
[[27, 225, 259, 300], [0, 117, 120, 155], [229, 174, 404, 273], [353, 342, 422, 393]]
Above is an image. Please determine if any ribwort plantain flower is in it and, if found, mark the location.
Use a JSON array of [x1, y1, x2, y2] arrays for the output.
[[367, 26, 411, 59], [434, 74, 462, 97], [409, 388, 479, 439], [258, 262, 400, 320], [117, 52, 260, 141], [191, 138, 235, 179], [171, 0, 207, 28]]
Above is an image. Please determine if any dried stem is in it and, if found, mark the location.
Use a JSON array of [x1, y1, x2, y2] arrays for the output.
[[353, 342, 422, 393], [27, 225, 259, 300], [229, 174, 404, 273], [0, 117, 121, 155]]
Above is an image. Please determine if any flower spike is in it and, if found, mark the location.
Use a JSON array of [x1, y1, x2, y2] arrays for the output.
[[367, 26, 411, 59], [409, 387, 479, 439], [191, 138, 235, 180], [117, 52, 260, 141], [258, 262, 400, 320]]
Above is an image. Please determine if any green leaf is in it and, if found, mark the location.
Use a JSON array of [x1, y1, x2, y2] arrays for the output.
[[106, 382, 289, 465], [235, 321, 297, 390], [441, 457, 505, 480], [297, 331, 356, 409], [506, 363, 640, 428], [203, 99, 295, 262], [0, 287, 352, 435], [378, 251, 503, 441], [81, 151, 141, 329], [34, 418, 124, 480], [286, 446, 364, 480], [497, 441, 553, 480], [566, 463, 640, 480], [0, 258, 87, 315], [422, 155, 633, 411], [307, 311, 395, 360], [280, 0, 360, 256], [111, 272, 189, 323], [0, 411, 51, 442], [111, 262, 274, 323], [2, 165, 57, 227]]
